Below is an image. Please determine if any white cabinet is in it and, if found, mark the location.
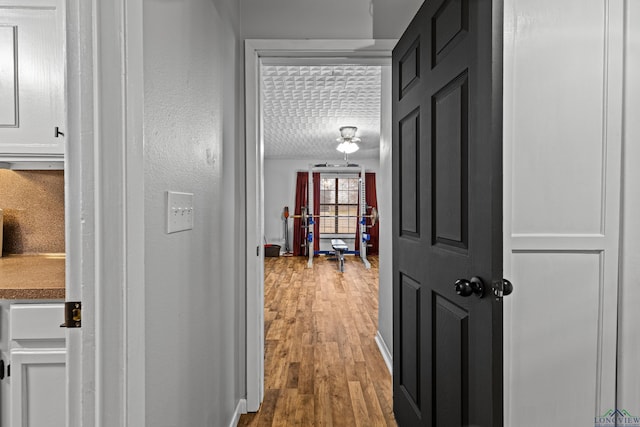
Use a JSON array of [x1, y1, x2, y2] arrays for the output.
[[0, 303, 66, 427], [9, 350, 66, 427], [0, 0, 65, 158]]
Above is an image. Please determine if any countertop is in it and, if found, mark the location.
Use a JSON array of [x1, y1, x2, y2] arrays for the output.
[[0, 254, 65, 299]]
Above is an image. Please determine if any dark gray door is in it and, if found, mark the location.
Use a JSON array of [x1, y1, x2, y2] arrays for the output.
[[392, 0, 504, 425]]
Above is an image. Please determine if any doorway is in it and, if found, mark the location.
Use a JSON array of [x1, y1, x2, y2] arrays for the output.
[[244, 40, 396, 413]]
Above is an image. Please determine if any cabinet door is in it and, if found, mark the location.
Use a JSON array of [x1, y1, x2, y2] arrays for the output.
[[10, 350, 66, 427], [1, 352, 10, 427], [0, 0, 65, 156]]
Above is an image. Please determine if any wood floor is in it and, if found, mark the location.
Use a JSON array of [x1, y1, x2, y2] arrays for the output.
[[238, 255, 396, 427]]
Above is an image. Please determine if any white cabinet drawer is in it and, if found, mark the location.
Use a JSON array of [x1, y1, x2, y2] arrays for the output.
[[9, 304, 65, 341]]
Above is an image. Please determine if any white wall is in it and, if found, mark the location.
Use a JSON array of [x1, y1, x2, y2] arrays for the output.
[[143, 0, 243, 425], [240, 0, 422, 39], [618, 0, 640, 412], [263, 158, 379, 249]]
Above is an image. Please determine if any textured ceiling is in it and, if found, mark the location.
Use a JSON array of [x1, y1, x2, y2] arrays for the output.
[[262, 65, 381, 160]]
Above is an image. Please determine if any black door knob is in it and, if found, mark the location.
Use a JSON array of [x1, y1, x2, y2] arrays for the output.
[[493, 278, 514, 298], [454, 277, 484, 298], [502, 279, 513, 296]]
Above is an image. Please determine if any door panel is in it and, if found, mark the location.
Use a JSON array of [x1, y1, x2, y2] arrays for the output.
[[399, 274, 421, 412], [433, 0, 469, 65], [399, 39, 420, 99], [392, 0, 503, 425], [432, 71, 468, 249], [399, 110, 420, 236], [434, 296, 469, 427]]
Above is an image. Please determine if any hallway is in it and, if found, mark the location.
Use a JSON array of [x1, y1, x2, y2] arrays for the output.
[[239, 255, 395, 426]]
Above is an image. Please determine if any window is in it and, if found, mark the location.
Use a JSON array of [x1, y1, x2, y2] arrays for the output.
[[319, 176, 359, 234]]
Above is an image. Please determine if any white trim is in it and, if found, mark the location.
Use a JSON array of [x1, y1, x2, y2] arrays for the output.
[[375, 330, 393, 376], [229, 399, 247, 427], [65, 0, 96, 425], [246, 39, 397, 58], [597, 0, 624, 412], [244, 39, 264, 412], [94, 0, 127, 422], [261, 57, 392, 66], [502, 1, 515, 418], [123, 0, 146, 425], [244, 39, 396, 412], [618, 0, 640, 411], [65, 0, 145, 425]]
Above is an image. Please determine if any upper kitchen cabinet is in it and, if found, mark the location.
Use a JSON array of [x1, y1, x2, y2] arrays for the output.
[[0, 0, 65, 160]]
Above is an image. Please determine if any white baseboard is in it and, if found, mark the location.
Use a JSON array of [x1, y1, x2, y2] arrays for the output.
[[375, 330, 393, 376], [230, 398, 247, 427]]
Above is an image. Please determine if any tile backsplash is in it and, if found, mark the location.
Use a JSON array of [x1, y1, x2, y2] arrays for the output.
[[0, 170, 65, 255]]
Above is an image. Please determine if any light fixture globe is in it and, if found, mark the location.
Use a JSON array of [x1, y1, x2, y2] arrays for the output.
[[336, 141, 359, 154]]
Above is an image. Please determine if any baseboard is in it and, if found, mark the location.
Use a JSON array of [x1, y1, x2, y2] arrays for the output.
[[375, 331, 393, 376], [230, 398, 247, 427]]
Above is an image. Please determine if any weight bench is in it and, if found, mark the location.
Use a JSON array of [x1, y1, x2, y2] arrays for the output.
[[331, 239, 349, 272]]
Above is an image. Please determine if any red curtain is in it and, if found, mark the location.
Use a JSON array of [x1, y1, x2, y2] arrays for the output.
[[293, 172, 308, 256], [365, 172, 379, 255], [313, 172, 321, 254]]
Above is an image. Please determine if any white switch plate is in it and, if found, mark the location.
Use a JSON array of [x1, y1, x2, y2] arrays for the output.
[[166, 191, 194, 233]]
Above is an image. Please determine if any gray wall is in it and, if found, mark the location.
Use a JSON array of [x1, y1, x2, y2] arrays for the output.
[[241, 0, 422, 39], [619, 0, 640, 411], [372, 0, 424, 39], [143, 0, 243, 425]]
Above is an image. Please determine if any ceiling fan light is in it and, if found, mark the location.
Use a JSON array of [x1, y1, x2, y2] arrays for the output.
[[336, 141, 359, 154], [336, 136, 361, 143]]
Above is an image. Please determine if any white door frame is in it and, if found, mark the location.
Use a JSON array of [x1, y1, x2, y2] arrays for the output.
[[244, 39, 397, 411], [66, 0, 145, 425]]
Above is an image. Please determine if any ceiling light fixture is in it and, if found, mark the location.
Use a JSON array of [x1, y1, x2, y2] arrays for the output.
[[336, 126, 361, 156]]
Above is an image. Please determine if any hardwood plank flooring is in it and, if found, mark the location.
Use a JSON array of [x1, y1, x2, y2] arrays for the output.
[[238, 255, 396, 427]]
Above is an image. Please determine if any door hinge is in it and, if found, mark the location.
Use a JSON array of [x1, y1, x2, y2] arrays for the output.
[[60, 301, 82, 328]]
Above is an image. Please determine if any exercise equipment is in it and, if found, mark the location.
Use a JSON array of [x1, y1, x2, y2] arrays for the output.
[[299, 206, 310, 257], [286, 163, 380, 269], [282, 206, 293, 256], [288, 206, 379, 228], [283, 203, 379, 264], [331, 239, 349, 272]]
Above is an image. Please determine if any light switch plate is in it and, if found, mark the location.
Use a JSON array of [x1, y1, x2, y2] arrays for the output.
[[166, 191, 194, 233]]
